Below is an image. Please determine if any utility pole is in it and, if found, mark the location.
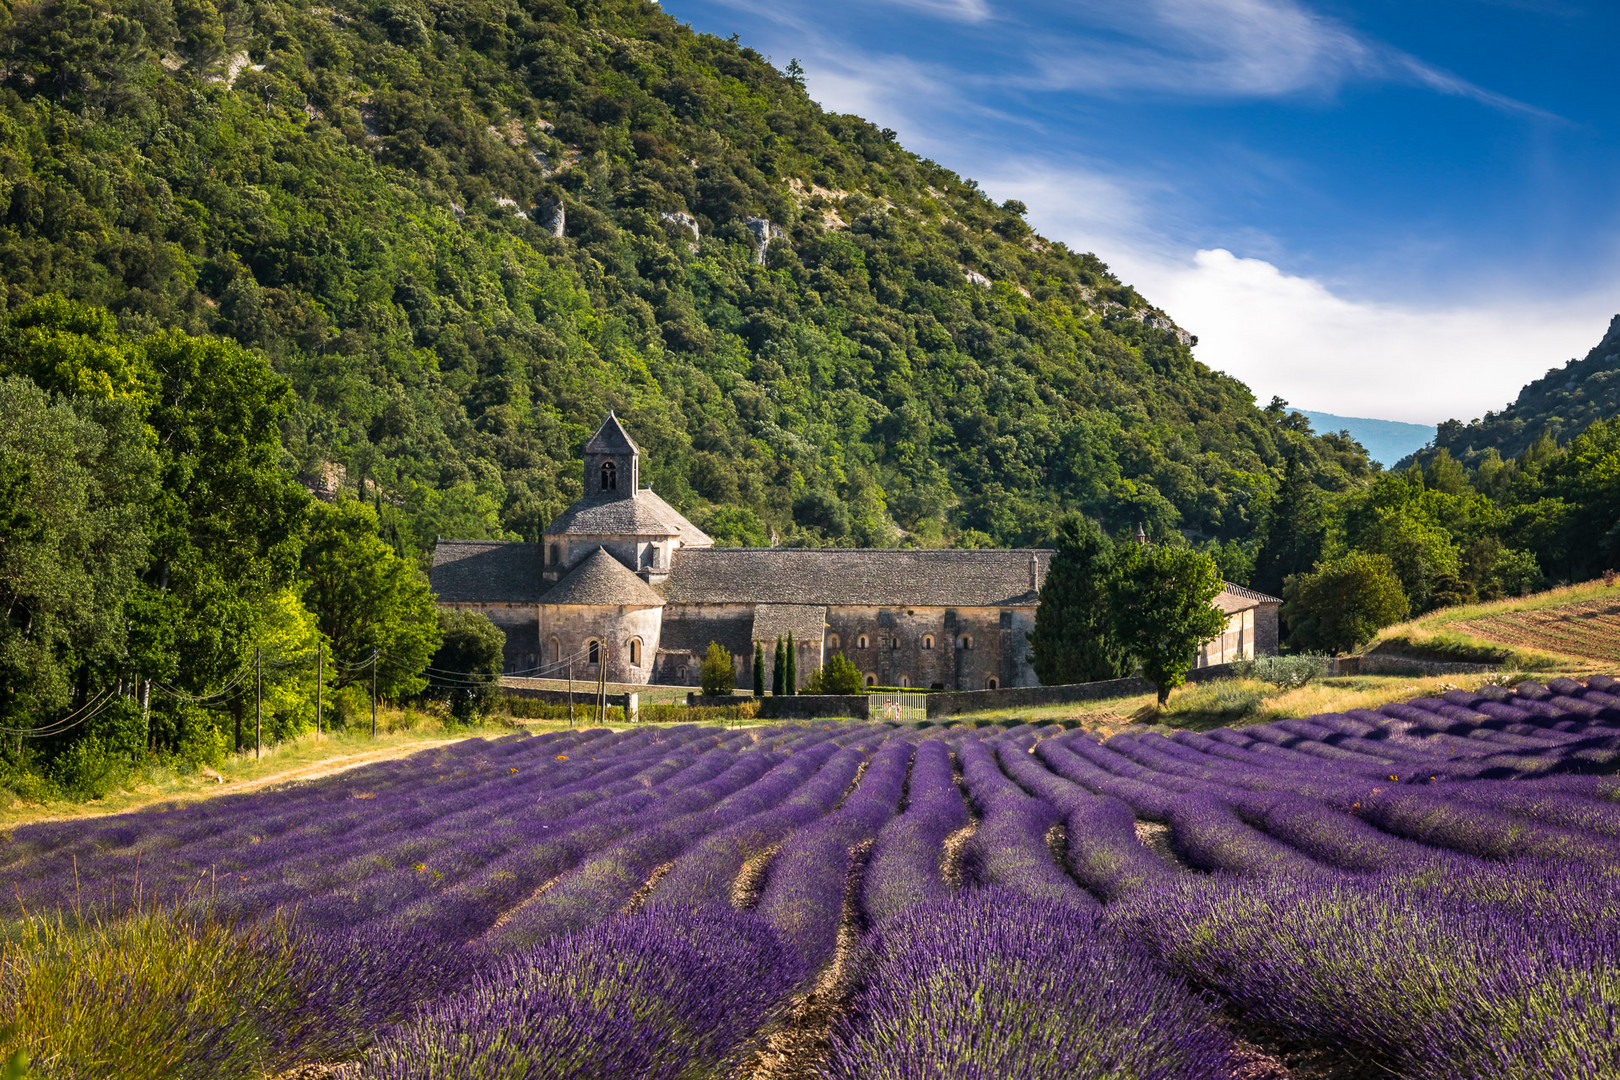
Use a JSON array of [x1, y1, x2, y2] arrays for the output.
[[371, 648, 378, 738], [255, 647, 262, 761], [598, 646, 607, 725], [315, 640, 323, 741], [567, 662, 574, 727]]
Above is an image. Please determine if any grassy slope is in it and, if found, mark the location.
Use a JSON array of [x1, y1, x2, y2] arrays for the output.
[[1369, 578, 1620, 671]]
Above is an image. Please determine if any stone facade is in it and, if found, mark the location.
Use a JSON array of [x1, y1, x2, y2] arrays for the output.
[[430, 415, 1282, 689]]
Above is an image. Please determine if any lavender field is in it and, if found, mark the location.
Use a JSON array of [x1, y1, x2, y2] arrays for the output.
[[9, 677, 1620, 1078]]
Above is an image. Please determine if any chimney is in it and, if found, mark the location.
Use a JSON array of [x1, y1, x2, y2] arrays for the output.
[[1028, 551, 1038, 592]]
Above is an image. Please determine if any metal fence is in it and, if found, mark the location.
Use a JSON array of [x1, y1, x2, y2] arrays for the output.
[[872, 692, 928, 723]]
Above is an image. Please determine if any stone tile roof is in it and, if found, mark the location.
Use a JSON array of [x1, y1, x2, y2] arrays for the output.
[[430, 540, 546, 604], [1216, 582, 1284, 613], [658, 611, 753, 657], [544, 489, 712, 545], [584, 412, 638, 455], [659, 548, 1051, 607], [751, 604, 829, 645], [544, 547, 666, 607]]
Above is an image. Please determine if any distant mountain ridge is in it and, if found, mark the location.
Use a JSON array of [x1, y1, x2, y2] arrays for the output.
[[1419, 315, 1620, 467], [1297, 411, 1433, 469]]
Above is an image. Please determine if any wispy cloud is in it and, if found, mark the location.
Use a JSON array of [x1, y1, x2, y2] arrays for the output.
[[874, 0, 993, 22], [1014, 0, 1552, 116]]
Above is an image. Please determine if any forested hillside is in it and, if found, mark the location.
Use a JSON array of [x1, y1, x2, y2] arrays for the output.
[[0, 0, 1369, 557], [1421, 315, 1620, 467]]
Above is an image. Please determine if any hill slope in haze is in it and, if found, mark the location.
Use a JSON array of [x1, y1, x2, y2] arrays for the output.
[[0, 0, 1372, 555], [1299, 411, 1432, 469], [1420, 315, 1620, 467]]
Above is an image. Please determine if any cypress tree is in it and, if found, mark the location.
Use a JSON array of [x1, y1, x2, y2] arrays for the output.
[[753, 639, 765, 697], [1029, 514, 1131, 685], [772, 637, 785, 696], [1254, 456, 1327, 598], [785, 632, 797, 695]]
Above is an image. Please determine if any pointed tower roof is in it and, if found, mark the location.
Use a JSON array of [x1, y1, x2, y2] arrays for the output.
[[543, 547, 665, 607], [584, 411, 639, 456]]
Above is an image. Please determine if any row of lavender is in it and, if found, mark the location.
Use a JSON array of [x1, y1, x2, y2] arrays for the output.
[[9, 678, 1620, 1077]]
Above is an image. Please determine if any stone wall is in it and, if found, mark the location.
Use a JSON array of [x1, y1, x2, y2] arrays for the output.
[[924, 663, 1240, 718], [536, 602, 664, 684], [821, 604, 1037, 692], [756, 695, 871, 720]]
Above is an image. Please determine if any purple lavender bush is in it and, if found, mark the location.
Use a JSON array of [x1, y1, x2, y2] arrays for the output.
[[350, 905, 798, 1080], [824, 889, 1240, 1080]]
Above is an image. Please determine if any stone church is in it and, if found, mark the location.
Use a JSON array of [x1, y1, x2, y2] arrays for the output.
[[430, 415, 1280, 690]]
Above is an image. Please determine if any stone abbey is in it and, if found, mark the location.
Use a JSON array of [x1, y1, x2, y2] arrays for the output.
[[430, 415, 1279, 690]]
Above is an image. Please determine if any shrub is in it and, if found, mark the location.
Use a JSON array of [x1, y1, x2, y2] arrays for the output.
[[1234, 654, 1332, 689], [809, 653, 864, 695], [699, 641, 736, 697], [1283, 552, 1410, 654]]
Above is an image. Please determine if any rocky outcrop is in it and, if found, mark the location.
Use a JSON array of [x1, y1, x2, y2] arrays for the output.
[[745, 217, 784, 265], [661, 210, 700, 250]]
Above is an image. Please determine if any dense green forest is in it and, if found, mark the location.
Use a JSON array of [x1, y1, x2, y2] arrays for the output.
[[0, 0, 1371, 556], [1414, 315, 1620, 468]]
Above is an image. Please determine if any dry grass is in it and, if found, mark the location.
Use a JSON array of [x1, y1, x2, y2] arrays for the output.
[[1370, 577, 1620, 671]]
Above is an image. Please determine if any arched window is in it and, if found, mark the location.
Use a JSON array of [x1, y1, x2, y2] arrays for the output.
[[828, 633, 841, 651], [922, 634, 934, 651], [601, 460, 617, 491], [857, 634, 869, 650], [985, 676, 999, 690], [550, 636, 561, 663], [864, 674, 877, 687], [549, 543, 561, 565], [588, 639, 600, 664], [900, 676, 910, 688], [958, 634, 974, 651], [628, 638, 642, 665], [678, 665, 689, 682]]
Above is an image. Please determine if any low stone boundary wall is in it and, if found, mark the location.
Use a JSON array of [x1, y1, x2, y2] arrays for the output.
[[1346, 654, 1498, 677], [758, 695, 870, 720], [923, 663, 1240, 718]]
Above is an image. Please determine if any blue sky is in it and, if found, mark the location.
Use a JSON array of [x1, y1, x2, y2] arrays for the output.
[[660, 0, 1620, 424]]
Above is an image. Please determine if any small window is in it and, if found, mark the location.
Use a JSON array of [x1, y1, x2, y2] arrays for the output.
[[890, 636, 900, 651], [959, 634, 974, 651], [601, 460, 617, 491], [678, 665, 688, 681], [922, 634, 934, 651], [628, 638, 642, 665], [549, 543, 560, 565], [857, 634, 869, 650], [550, 636, 561, 663], [864, 674, 877, 687], [985, 676, 999, 690], [900, 676, 910, 688], [588, 639, 600, 664], [828, 633, 841, 651], [999, 610, 1013, 629]]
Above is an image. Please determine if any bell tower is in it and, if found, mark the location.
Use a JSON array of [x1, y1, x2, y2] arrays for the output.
[[583, 412, 639, 498]]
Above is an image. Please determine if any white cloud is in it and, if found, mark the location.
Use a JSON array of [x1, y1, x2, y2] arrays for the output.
[[986, 166, 1614, 425], [1139, 250, 1610, 424]]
